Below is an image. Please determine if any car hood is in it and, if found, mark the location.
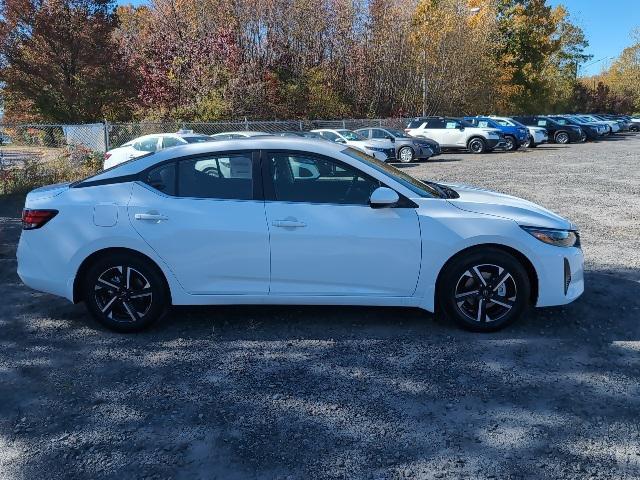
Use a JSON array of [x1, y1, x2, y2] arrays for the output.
[[441, 183, 573, 230], [527, 126, 547, 133]]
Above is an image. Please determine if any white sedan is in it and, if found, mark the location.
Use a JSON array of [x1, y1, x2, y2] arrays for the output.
[[310, 129, 396, 161], [17, 137, 584, 333], [104, 131, 213, 169]]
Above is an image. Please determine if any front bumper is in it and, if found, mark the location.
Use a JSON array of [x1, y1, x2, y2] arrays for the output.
[[532, 131, 548, 144], [535, 246, 584, 308]]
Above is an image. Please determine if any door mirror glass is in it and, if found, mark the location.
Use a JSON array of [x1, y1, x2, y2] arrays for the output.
[[386, 135, 395, 142], [369, 187, 399, 208]]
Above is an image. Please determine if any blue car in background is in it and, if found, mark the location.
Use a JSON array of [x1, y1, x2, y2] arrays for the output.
[[464, 116, 529, 151]]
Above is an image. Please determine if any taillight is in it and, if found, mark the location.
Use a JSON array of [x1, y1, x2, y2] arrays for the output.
[[22, 209, 58, 230]]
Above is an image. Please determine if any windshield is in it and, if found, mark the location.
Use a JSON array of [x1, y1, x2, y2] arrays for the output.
[[337, 130, 365, 141], [386, 128, 411, 138], [341, 148, 443, 198]]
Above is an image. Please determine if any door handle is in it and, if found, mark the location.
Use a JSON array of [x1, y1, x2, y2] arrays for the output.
[[272, 219, 306, 228], [134, 212, 169, 222]]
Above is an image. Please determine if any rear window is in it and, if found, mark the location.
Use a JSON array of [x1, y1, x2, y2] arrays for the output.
[[184, 136, 213, 144]]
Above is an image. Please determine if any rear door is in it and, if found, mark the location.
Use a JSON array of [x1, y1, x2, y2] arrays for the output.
[[440, 119, 467, 147], [128, 151, 270, 295], [421, 118, 446, 144]]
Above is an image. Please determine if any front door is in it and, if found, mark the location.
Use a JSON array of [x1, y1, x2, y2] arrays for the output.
[[262, 150, 422, 296], [128, 152, 270, 295]]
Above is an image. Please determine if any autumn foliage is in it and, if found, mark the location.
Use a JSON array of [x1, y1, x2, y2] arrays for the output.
[[0, 0, 633, 123]]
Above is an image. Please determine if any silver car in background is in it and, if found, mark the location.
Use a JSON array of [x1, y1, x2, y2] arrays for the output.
[[355, 127, 440, 163]]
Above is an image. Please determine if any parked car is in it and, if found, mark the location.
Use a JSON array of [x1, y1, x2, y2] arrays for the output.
[[511, 116, 583, 144], [575, 115, 619, 134], [629, 116, 640, 132], [104, 131, 213, 169], [488, 116, 548, 148], [464, 116, 529, 151], [355, 127, 440, 163], [310, 129, 395, 161], [548, 116, 599, 141], [598, 114, 631, 132], [404, 117, 506, 154], [17, 137, 584, 333], [210, 131, 271, 139], [563, 115, 609, 137]]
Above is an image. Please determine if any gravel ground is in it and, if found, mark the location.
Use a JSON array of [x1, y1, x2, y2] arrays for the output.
[[1, 134, 640, 480]]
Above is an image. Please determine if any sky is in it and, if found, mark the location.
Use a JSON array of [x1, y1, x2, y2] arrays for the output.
[[548, 0, 640, 76], [117, 0, 639, 78]]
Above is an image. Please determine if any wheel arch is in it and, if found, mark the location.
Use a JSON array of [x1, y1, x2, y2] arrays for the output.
[[466, 135, 486, 146], [73, 247, 172, 304], [434, 243, 539, 308]]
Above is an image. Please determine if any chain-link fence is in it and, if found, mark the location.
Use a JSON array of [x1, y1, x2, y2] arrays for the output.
[[0, 118, 408, 153], [106, 118, 408, 151], [0, 117, 409, 194]]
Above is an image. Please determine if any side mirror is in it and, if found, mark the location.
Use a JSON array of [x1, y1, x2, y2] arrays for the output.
[[335, 138, 346, 144], [387, 135, 395, 143], [369, 187, 400, 209], [458, 126, 465, 131]]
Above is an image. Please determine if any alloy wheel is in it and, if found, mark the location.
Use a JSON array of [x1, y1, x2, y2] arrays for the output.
[[469, 139, 485, 153], [398, 146, 414, 163], [556, 132, 569, 144], [504, 136, 515, 151], [94, 265, 153, 323], [454, 264, 517, 323]]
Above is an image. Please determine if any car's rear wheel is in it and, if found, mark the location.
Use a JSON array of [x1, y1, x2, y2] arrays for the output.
[[438, 248, 530, 332], [504, 135, 517, 151], [398, 146, 414, 163], [468, 137, 486, 154], [84, 253, 168, 332], [555, 131, 570, 144]]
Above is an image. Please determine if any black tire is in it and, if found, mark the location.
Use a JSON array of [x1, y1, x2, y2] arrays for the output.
[[84, 253, 168, 332], [397, 146, 414, 163], [579, 130, 587, 143], [467, 137, 486, 154], [522, 136, 533, 148], [437, 248, 531, 332], [555, 131, 570, 144], [504, 135, 518, 151]]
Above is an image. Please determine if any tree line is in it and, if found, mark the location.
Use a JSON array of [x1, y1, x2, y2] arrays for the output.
[[0, 0, 637, 124]]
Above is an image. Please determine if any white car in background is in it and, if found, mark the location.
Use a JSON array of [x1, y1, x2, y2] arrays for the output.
[[104, 131, 213, 169], [404, 117, 506, 153], [210, 131, 270, 139], [310, 129, 395, 161], [489, 116, 549, 148], [17, 137, 584, 334]]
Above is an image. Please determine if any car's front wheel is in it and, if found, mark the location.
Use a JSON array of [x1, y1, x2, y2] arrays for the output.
[[467, 137, 486, 154], [555, 131, 570, 144], [438, 248, 530, 332], [397, 146, 414, 163], [504, 135, 517, 151], [84, 253, 168, 332]]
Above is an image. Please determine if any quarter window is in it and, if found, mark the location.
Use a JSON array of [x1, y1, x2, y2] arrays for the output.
[[426, 118, 445, 128], [145, 163, 176, 195], [268, 153, 381, 205], [177, 154, 253, 200]]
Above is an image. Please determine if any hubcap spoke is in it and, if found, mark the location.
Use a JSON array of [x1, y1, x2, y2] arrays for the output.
[[477, 299, 487, 322], [129, 287, 152, 299], [455, 290, 479, 300], [490, 297, 514, 309], [100, 295, 117, 314], [122, 301, 140, 322], [470, 266, 487, 286], [97, 278, 120, 291], [492, 270, 511, 291]]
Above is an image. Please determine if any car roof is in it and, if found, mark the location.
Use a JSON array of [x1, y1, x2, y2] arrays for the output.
[[211, 131, 269, 137], [89, 137, 348, 181]]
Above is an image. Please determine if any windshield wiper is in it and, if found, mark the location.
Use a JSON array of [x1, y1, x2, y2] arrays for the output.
[[423, 181, 459, 199]]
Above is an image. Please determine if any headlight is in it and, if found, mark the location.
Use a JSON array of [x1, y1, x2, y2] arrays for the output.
[[366, 146, 385, 152], [521, 226, 580, 248]]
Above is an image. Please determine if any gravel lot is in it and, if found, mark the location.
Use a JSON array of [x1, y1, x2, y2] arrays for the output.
[[1, 135, 640, 480]]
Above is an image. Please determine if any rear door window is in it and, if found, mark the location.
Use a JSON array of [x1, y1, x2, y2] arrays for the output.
[[177, 154, 253, 200]]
